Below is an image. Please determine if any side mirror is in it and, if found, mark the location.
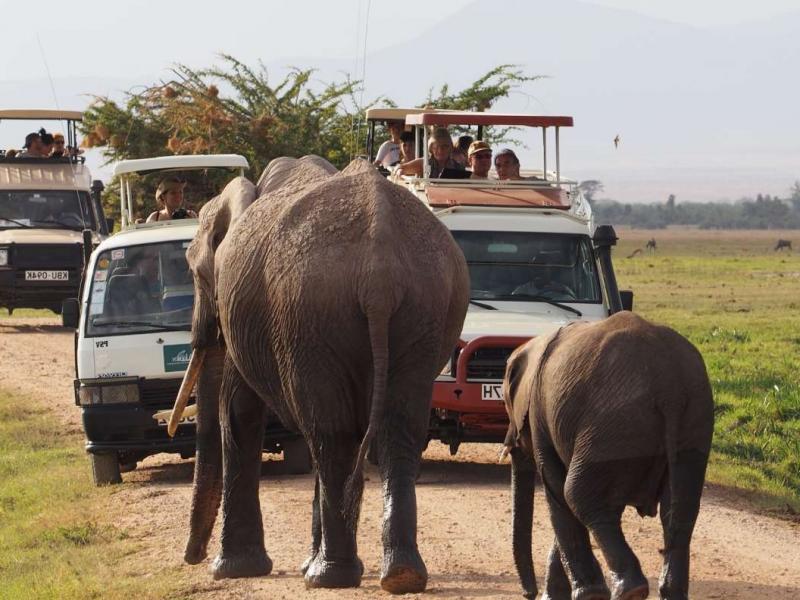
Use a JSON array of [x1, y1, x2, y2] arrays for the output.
[[105, 218, 115, 233], [62, 298, 80, 329], [620, 290, 634, 312]]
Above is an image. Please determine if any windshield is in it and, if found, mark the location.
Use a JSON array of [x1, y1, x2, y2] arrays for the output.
[[0, 190, 96, 230], [452, 231, 602, 303], [86, 241, 195, 336]]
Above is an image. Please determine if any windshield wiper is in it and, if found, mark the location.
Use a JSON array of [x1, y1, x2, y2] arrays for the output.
[[30, 219, 85, 230], [91, 319, 176, 331], [469, 298, 498, 310], [494, 294, 583, 317], [0, 216, 33, 228]]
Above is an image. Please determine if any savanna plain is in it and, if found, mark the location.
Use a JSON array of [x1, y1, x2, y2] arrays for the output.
[[0, 228, 798, 599]]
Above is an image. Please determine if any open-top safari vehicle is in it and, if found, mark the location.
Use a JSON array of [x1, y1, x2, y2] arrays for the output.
[[63, 154, 311, 484], [366, 109, 631, 453], [0, 109, 110, 314]]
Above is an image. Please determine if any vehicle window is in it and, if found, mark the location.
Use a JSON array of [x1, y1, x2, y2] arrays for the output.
[[0, 190, 96, 231], [452, 231, 602, 303], [86, 241, 194, 336]]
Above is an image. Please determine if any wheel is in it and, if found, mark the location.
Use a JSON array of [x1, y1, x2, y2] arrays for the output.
[[282, 438, 313, 475], [91, 453, 122, 485]]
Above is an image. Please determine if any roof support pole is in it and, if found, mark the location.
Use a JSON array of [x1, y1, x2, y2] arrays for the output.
[[555, 127, 561, 185], [366, 121, 375, 161], [542, 128, 548, 181], [422, 126, 429, 177]]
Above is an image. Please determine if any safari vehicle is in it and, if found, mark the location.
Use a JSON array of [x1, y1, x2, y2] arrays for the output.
[[366, 110, 631, 453], [0, 109, 110, 313], [62, 154, 311, 484]]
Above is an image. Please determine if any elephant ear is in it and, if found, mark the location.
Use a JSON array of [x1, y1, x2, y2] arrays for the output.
[[187, 176, 256, 347], [503, 331, 560, 451]]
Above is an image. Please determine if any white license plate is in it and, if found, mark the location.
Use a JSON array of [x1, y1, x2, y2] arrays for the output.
[[25, 270, 69, 281], [156, 415, 196, 427], [481, 383, 503, 401]]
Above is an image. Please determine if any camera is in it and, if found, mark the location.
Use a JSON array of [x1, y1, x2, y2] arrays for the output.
[[171, 207, 189, 220]]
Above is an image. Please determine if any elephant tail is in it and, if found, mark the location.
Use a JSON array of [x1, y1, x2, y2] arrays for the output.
[[343, 308, 390, 531]]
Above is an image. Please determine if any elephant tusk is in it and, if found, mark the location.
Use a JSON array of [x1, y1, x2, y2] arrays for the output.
[[167, 348, 206, 437], [498, 446, 511, 463], [153, 403, 197, 422]]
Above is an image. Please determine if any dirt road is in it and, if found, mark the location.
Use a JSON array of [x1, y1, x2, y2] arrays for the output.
[[1, 317, 798, 599]]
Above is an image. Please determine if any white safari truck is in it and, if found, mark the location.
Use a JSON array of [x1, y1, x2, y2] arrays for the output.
[[366, 109, 632, 453], [0, 109, 110, 313], [62, 155, 310, 484]]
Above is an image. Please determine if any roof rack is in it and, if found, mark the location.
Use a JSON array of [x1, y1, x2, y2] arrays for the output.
[[113, 154, 250, 229], [405, 111, 574, 185], [0, 108, 84, 151]]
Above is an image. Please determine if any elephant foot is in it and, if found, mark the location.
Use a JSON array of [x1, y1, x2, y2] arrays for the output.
[[304, 555, 363, 589], [611, 572, 649, 600], [381, 550, 428, 595], [300, 552, 316, 575], [657, 582, 688, 600], [211, 546, 272, 580], [572, 583, 612, 600]]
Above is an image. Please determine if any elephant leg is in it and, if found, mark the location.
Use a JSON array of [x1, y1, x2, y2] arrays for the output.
[[542, 538, 572, 600], [300, 474, 322, 575], [658, 449, 708, 600], [304, 433, 363, 589], [566, 464, 647, 600], [211, 360, 271, 580], [538, 445, 609, 600], [377, 386, 429, 595], [185, 346, 224, 564]]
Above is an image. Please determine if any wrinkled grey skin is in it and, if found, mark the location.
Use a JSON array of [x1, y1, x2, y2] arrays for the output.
[[183, 156, 469, 594], [504, 312, 713, 600]]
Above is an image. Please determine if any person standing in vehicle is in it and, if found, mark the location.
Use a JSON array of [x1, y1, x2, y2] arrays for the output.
[[467, 140, 492, 179], [373, 120, 405, 167], [17, 132, 47, 158], [146, 178, 197, 222], [494, 148, 524, 180], [395, 128, 464, 178]]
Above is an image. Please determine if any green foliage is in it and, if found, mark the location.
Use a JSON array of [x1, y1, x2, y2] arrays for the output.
[[423, 64, 545, 145], [81, 59, 542, 219]]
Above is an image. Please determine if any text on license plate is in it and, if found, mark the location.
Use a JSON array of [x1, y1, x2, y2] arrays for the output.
[[156, 415, 196, 427], [25, 270, 69, 281], [481, 383, 503, 401]]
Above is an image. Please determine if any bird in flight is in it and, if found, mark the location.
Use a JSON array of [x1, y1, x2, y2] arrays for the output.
[[613, 134, 620, 149]]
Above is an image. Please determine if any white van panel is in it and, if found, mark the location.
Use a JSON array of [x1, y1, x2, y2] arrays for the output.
[[78, 331, 191, 380]]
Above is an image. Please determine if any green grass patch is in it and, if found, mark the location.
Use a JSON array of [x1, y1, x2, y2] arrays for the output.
[[615, 235, 800, 511], [0, 390, 183, 600], [0, 308, 56, 320]]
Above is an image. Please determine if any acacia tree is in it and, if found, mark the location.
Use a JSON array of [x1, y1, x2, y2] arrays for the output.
[[81, 57, 541, 217]]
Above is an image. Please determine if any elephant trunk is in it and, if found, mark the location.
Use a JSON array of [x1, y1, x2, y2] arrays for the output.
[[167, 347, 207, 436], [184, 345, 224, 564], [511, 446, 537, 600]]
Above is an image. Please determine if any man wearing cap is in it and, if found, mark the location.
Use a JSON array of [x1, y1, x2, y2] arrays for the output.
[[146, 177, 197, 222], [467, 140, 493, 179], [17, 132, 47, 158]]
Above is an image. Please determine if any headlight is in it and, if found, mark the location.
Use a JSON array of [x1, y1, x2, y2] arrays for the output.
[[78, 382, 139, 405], [0, 248, 8, 266]]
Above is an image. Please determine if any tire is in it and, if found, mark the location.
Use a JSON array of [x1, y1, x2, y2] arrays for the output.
[[282, 438, 313, 475], [91, 453, 122, 485]]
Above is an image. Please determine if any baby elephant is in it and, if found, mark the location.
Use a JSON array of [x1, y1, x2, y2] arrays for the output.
[[504, 311, 713, 600]]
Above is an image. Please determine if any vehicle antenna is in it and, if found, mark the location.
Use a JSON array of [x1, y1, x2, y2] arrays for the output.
[[349, 0, 372, 161]]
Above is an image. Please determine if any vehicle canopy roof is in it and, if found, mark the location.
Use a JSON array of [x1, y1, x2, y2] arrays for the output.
[[405, 111, 573, 128], [0, 161, 92, 191], [113, 154, 250, 230], [113, 154, 249, 177], [95, 219, 198, 253], [0, 109, 83, 121]]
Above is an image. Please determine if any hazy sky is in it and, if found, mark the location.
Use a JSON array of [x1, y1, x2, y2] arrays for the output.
[[2, 0, 799, 83]]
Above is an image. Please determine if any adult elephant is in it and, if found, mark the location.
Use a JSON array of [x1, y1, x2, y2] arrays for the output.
[[172, 156, 469, 594], [504, 311, 713, 600]]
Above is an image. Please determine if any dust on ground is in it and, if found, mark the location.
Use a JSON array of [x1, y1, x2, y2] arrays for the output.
[[1, 316, 798, 599]]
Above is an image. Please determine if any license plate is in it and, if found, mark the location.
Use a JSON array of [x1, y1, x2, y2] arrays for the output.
[[156, 415, 195, 427], [25, 270, 69, 281], [481, 383, 503, 401]]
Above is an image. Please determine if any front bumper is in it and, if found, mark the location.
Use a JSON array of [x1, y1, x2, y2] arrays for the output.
[[430, 335, 530, 443]]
